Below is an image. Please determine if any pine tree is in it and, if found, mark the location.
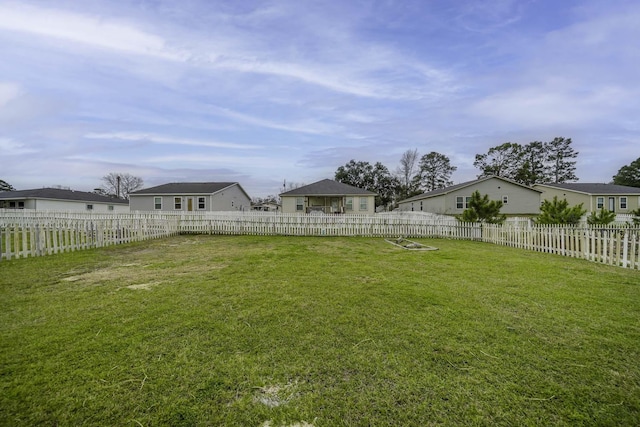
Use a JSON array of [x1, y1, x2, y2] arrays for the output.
[[546, 137, 578, 183], [536, 196, 586, 225], [456, 191, 506, 224]]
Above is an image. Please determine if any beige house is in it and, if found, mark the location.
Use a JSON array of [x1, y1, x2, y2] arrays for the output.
[[533, 183, 640, 214], [129, 182, 251, 212], [398, 176, 542, 216], [0, 187, 129, 212], [280, 179, 377, 214]]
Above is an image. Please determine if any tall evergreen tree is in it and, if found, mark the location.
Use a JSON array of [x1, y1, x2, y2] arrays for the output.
[[612, 157, 640, 187], [0, 179, 15, 192], [515, 141, 550, 185], [473, 142, 523, 180], [546, 137, 578, 183], [414, 151, 457, 192]]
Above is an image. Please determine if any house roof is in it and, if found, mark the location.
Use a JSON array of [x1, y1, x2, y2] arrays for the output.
[[130, 182, 240, 196], [0, 188, 128, 204], [399, 176, 541, 204], [280, 179, 377, 196], [534, 182, 640, 195]]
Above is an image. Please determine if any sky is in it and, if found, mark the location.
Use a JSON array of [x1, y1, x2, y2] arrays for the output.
[[1, 0, 638, 198]]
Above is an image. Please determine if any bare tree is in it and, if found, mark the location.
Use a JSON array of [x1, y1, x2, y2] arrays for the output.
[[395, 149, 420, 200], [100, 172, 144, 199]]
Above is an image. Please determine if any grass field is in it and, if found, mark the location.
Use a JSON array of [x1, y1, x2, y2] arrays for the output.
[[1, 235, 639, 426]]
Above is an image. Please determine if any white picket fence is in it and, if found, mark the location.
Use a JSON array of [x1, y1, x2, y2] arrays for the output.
[[1, 210, 639, 270]]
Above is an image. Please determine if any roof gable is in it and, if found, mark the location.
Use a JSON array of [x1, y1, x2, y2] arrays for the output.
[[0, 188, 128, 204], [280, 179, 377, 196], [130, 182, 238, 195], [400, 176, 541, 203]]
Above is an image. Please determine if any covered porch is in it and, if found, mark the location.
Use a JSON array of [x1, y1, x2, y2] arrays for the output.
[[305, 196, 348, 214]]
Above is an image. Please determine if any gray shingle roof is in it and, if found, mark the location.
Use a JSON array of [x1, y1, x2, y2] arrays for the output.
[[280, 179, 377, 196], [0, 188, 128, 204], [130, 182, 238, 195], [535, 183, 640, 195]]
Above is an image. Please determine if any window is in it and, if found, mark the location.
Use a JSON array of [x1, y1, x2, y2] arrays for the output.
[[198, 197, 206, 210], [620, 197, 627, 209], [359, 197, 368, 211], [456, 196, 464, 209], [502, 196, 508, 204], [596, 197, 604, 209], [466, 197, 471, 208], [420, 201, 423, 211], [296, 197, 304, 211], [86, 204, 93, 210], [108, 205, 114, 211], [174, 197, 182, 210], [345, 197, 353, 211], [154, 197, 162, 210]]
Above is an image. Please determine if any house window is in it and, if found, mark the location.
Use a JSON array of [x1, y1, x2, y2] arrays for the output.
[[86, 204, 93, 210], [296, 197, 304, 211], [466, 197, 471, 208], [596, 197, 604, 209], [456, 196, 464, 209], [174, 197, 182, 210], [198, 197, 206, 210], [108, 205, 114, 211], [345, 197, 353, 211], [620, 197, 627, 209], [502, 196, 508, 204], [154, 197, 162, 210], [420, 201, 423, 211], [411, 203, 414, 212], [359, 197, 368, 211]]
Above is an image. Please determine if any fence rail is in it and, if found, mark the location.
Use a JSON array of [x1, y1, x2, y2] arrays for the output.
[[1, 210, 639, 270]]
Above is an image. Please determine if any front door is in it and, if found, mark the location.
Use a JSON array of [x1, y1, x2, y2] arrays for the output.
[[608, 197, 615, 212], [187, 198, 193, 211]]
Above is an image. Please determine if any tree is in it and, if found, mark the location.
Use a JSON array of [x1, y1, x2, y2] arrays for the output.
[[414, 151, 457, 192], [473, 142, 523, 180], [335, 160, 399, 208], [546, 137, 578, 183], [514, 141, 550, 186], [100, 172, 144, 199], [535, 196, 586, 225], [612, 157, 640, 187], [0, 179, 15, 192], [629, 208, 640, 226], [587, 208, 616, 225], [456, 190, 506, 224], [395, 149, 421, 200]]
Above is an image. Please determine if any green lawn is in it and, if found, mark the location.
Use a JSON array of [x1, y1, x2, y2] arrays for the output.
[[1, 235, 639, 426]]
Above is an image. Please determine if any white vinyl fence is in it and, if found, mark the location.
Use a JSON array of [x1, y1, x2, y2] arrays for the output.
[[1, 210, 639, 270]]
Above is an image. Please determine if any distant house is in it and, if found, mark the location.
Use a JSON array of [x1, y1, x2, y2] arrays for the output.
[[397, 176, 542, 216], [280, 179, 377, 214], [129, 182, 251, 212], [533, 183, 640, 214], [0, 188, 129, 212], [251, 201, 280, 212]]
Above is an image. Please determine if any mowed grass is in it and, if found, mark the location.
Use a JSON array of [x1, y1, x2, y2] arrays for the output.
[[1, 235, 639, 426]]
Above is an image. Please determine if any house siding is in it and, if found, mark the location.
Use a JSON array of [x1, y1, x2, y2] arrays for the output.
[[0, 198, 128, 212], [399, 177, 541, 215], [534, 186, 640, 213], [129, 184, 250, 212]]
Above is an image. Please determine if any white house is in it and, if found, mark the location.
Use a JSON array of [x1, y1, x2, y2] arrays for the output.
[[129, 182, 251, 212], [0, 188, 129, 212]]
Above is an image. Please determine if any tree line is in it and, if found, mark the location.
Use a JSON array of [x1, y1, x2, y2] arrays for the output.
[[334, 138, 638, 209]]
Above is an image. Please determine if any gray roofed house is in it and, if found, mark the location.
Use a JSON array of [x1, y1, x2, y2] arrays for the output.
[[279, 179, 377, 214], [398, 176, 542, 216], [128, 182, 251, 212], [533, 182, 640, 213], [0, 187, 129, 212]]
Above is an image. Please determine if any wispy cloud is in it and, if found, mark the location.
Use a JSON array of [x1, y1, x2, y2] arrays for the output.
[[84, 132, 261, 150]]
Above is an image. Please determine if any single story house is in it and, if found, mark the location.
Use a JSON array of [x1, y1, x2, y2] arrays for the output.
[[0, 187, 129, 212], [533, 183, 640, 214], [397, 176, 542, 216], [280, 179, 377, 214], [251, 201, 280, 212], [129, 182, 251, 212]]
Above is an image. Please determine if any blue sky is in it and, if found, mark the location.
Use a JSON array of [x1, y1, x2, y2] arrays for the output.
[[0, 0, 637, 197]]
